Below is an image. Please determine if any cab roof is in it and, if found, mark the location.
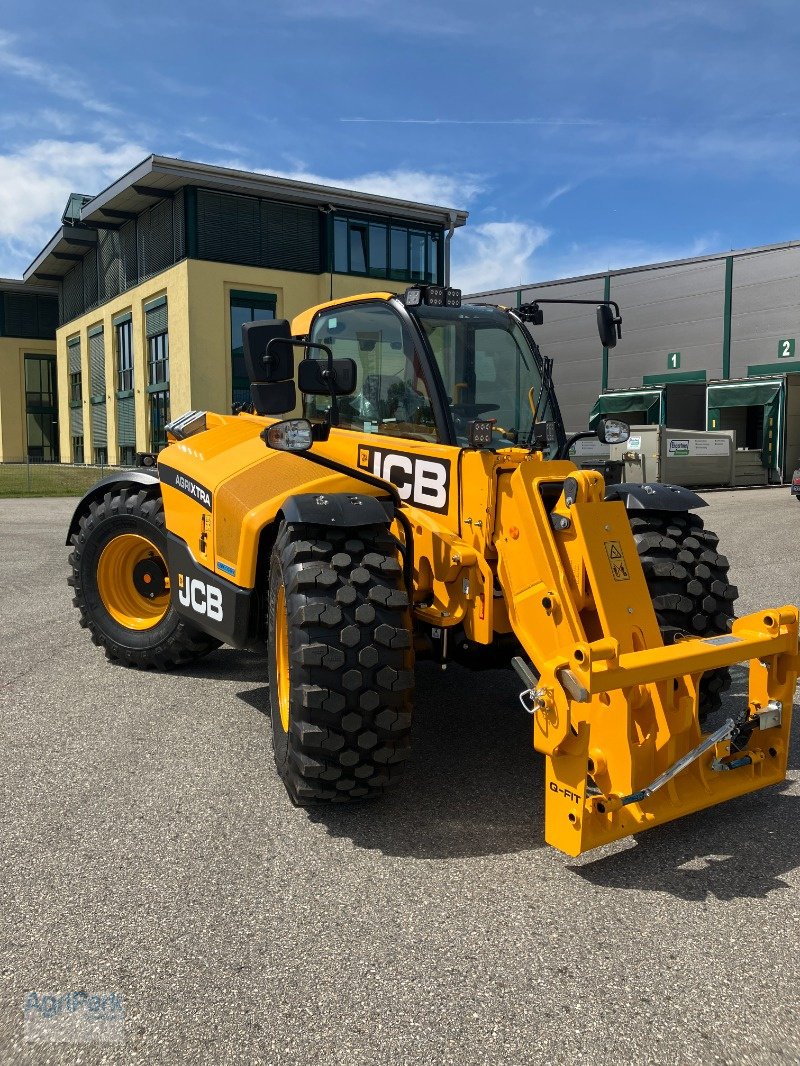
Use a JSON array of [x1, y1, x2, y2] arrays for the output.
[[291, 292, 395, 336]]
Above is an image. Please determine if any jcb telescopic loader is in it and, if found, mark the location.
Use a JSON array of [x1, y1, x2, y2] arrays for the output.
[[67, 287, 799, 856]]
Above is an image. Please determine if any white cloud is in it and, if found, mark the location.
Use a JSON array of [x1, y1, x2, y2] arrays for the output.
[[544, 234, 721, 280], [0, 139, 147, 276], [265, 166, 482, 209], [451, 221, 551, 293], [539, 182, 577, 209], [0, 33, 114, 115]]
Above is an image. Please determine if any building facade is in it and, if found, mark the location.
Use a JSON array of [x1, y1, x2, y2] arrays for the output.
[[21, 155, 467, 464], [0, 280, 59, 462], [467, 240, 800, 432]]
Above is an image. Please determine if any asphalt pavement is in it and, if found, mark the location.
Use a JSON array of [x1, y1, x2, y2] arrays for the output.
[[1, 488, 799, 1065]]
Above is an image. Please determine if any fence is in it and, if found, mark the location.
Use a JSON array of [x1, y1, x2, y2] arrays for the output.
[[0, 459, 134, 498]]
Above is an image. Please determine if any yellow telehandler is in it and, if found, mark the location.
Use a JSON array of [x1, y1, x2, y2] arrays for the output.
[[67, 287, 799, 856]]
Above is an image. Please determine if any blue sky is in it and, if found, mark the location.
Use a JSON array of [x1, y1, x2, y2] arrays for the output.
[[1, 0, 798, 290]]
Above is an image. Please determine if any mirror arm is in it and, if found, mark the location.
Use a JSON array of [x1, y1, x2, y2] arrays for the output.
[[557, 429, 596, 461]]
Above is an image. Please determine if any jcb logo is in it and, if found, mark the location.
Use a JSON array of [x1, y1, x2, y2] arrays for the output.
[[178, 574, 223, 621], [358, 446, 450, 514]]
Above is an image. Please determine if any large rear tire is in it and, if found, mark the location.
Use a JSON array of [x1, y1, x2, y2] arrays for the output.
[[68, 487, 221, 669], [267, 520, 414, 804], [629, 510, 738, 720]]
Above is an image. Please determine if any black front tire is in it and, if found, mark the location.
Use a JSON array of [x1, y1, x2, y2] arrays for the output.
[[630, 510, 738, 720], [68, 487, 221, 669], [267, 520, 414, 804]]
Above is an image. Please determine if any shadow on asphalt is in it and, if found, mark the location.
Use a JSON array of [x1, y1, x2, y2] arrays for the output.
[[571, 785, 800, 900], [181, 651, 800, 883]]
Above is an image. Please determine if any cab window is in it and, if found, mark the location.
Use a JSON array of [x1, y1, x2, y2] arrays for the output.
[[307, 303, 440, 442]]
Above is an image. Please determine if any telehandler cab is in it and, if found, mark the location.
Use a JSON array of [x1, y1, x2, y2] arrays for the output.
[[67, 287, 799, 856]]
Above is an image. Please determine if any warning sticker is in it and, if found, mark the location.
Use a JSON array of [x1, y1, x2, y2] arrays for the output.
[[604, 540, 630, 581]]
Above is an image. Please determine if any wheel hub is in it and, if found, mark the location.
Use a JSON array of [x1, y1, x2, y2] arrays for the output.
[[132, 557, 167, 599], [96, 533, 170, 631]]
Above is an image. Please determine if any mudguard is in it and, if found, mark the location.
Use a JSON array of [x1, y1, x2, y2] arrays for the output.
[[279, 492, 393, 528], [604, 482, 707, 511], [65, 470, 161, 544]]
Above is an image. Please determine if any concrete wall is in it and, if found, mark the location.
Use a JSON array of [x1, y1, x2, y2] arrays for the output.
[[730, 246, 800, 376], [57, 261, 191, 464], [56, 261, 407, 463], [183, 261, 406, 416], [609, 259, 725, 385]]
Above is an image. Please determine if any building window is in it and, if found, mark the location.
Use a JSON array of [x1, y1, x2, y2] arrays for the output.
[[24, 355, 59, 462], [68, 337, 83, 462], [230, 290, 277, 406], [115, 316, 136, 457], [93, 447, 108, 465], [116, 318, 134, 391], [148, 332, 169, 386], [145, 297, 170, 452], [332, 215, 441, 283], [149, 390, 170, 452]]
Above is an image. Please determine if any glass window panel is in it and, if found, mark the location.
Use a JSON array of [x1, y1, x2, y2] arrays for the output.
[[149, 390, 170, 452], [308, 303, 440, 442], [349, 225, 367, 274], [334, 218, 349, 273], [427, 233, 439, 283], [391, 227, 408, 275], [116, 320, 134, 391], [369, 223, 387, 275], [148, 333, 169, 386], [409, 232, 426, 281], [230, 294, 276, 406]]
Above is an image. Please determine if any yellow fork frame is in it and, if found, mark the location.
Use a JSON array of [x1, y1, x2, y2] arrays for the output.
[[495, 463, 800, 857]]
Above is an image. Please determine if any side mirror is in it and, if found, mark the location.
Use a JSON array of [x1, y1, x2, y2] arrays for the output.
[[297, 357, 358, 396], [242, 320, 294, 383], [597, 304, 622, 348], [263, 418, 314, 453], [596, 417, 630, 444], [250, 381, 297, 416]]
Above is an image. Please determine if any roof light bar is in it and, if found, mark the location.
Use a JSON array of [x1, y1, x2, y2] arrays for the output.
[[403, 286, 462, 308]]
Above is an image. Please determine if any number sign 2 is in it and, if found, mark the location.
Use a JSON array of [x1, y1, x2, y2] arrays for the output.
[[778, 338, 795, 358]]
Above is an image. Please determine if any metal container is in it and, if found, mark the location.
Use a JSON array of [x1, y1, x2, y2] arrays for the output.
[[611, 425, 735, 487]]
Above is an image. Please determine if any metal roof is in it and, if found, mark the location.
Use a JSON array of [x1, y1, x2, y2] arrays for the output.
[[24, 154, 469, 283], [467, 238, 800, 298], [0, 276, 58, 295]]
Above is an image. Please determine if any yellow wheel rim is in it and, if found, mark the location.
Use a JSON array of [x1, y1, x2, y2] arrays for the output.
[[274, 583, 291, 733], [96, 533, 170, 631]]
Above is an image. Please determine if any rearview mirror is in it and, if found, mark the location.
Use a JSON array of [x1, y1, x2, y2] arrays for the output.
[[263, 418, 314, 453], [242, 320, 294, 383], [596, 417, 630, 445], [597, 304, 621, 348], [297, 357, 358, 396]]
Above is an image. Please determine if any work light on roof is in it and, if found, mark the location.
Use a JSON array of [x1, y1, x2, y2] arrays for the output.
[[403, 285, 461, 308]]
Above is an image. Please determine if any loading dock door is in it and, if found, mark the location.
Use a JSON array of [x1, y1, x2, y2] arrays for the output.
[[706, 382, 782, 474], [589, 390, 662, 429]]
